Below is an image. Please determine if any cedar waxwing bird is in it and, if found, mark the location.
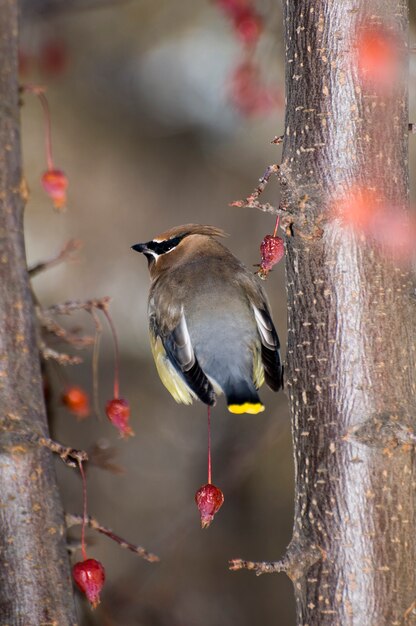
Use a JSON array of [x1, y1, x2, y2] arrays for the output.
[[132, 224, 283, 414]]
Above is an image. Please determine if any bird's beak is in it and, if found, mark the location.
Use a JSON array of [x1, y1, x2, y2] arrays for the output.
[[131, 242, 147, 253]]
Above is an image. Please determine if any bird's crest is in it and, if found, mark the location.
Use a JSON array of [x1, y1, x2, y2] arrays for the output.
[[153, 224, 228, 242]]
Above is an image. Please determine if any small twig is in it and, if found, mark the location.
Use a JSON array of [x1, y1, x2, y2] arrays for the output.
[[29, 239, 82, 278], [37, 311, 94, 348], [43, 297, 111, 317], [40, 342, 83, 365], [271, 135, 284, 144], [230, 163, 285, 216], [229, 558, 288, 576], [230, 543, 323, 581], [248, 163, 279, 203], [65, 513, 160, 563], [229, 199, 287, 216], [35, 434, 88, 467]]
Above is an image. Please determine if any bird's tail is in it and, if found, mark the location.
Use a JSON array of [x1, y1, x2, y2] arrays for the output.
[[225, 379, 265, 415]]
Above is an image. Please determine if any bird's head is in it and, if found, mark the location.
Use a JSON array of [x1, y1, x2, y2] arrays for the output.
[[132, 224, 227, 278]]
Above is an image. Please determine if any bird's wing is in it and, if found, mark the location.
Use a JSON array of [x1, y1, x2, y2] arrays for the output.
[[252, 304, 284, 392], [149, 309, 216, 406]]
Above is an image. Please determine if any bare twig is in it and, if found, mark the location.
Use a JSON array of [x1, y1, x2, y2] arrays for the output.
[[37, 311, 94, 348], [271, 135, 284, 144], [29, 239, 82, 278], [230, 164, 287, 216], [229, 558, 288, 576], [35, 435, 88, 467], [65, 513, 160, 563], [43, 297, 111, 317], [249, 164, 280, 202], [40, 342, 83, 365], [230, 543, 323, 581], [229, 198, 287, 215]]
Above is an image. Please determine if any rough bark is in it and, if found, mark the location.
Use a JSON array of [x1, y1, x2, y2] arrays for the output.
[[0, 2, 77, 623], [281, 0, 416, 624]]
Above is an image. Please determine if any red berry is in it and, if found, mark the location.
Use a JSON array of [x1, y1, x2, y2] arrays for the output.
[[195, 483, 224, 529], [105, 398, 134, 438], [257, 235, 284, 279], [62, 386, 90, 419], [41, 168, 68, 210], [72, 558, 105, 609]]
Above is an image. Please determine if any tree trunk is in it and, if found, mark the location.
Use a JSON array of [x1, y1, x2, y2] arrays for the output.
[[281, 0, 416, 624], [0, 2, 77, 623]]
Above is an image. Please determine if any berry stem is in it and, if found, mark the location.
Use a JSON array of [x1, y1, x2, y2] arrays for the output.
[[90, 309, 103, 419], [207, 406, 212, 485], [273, 215, 280, 238], [78, 460, 88, 561], [23, 85, 54, 170], [101, 306, 120, 399]]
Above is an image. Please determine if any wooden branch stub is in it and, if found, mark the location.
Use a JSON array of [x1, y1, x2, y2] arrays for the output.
[[229, 541, 322, 582]]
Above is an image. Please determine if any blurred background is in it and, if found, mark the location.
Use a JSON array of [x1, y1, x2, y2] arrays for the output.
[[18, 1, 416, 624]]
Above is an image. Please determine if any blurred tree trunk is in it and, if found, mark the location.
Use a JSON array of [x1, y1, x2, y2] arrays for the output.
[[281, 0, 416, 624], [0, 2, 77, 623]]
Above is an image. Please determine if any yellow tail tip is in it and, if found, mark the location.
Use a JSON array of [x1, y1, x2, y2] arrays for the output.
[[228, 402, 265, 415]]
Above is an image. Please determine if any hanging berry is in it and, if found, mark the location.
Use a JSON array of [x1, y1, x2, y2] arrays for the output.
[[72, 461, 106, 608], [62, 386, 90, 419], [257, 216, 285, 280], [100, 305, 134, 437], [41, 168, 68, 210], [194, 407, 224, 528], [195, 483, 225, 529], [105, 398, 133, 438], [72, 558, 106, 609]]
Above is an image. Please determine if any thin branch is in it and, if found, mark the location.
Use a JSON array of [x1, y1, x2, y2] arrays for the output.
[[249, 163, 280, 203], [29, 239, 82, 279], [43, 297, 111, 317], [229, 198, 286, 215], [271, 135, 284, 144], [37, 311, 94, 348], [40, 342, 83, 365], [229, 163, 288, 216], [34, 435, 88, 467], [65, 513, 160, 563], [229, 557, 289, 576], [230, 543, 324, 581]]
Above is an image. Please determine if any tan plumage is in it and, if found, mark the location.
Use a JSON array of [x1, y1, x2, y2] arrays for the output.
[[132, 224, 283, 413]]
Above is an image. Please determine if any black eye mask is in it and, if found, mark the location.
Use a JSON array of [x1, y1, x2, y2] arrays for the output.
[[146, 236, 183, 255]]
